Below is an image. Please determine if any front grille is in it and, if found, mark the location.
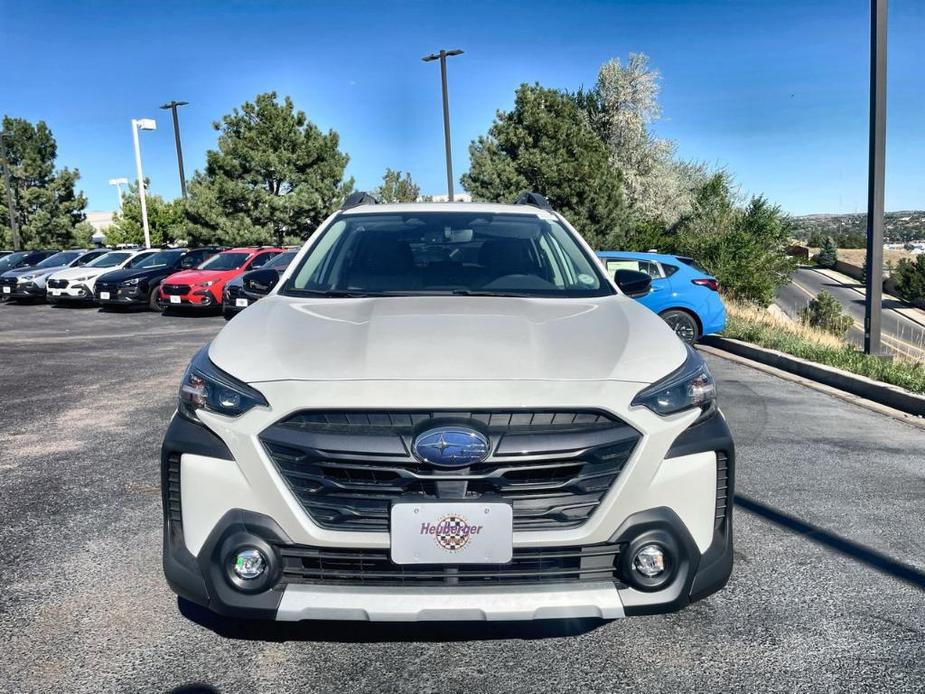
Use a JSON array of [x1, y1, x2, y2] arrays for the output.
[[96, 281, 117, 294], [0, 277, 16, 289], [715, 452, 729, 530], [260, 410, 640, 532], [162, 283, 190, 295], [47, 278, 69, 289], [280, 543, 625, 586], [225, 283, 243, 300]]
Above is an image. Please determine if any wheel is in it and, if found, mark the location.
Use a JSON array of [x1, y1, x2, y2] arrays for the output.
[[660, 309, 700, 344], [148, 286, 163, 312]]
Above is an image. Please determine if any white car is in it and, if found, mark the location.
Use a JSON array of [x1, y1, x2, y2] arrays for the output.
[[162, 193, 734, 622], [0, 249, 109, 301], [46, 249, 157, 303]]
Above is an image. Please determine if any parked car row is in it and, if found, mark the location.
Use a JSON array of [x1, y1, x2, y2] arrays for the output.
[[0, 245, 297, 319], [1, 245, 724, 342]]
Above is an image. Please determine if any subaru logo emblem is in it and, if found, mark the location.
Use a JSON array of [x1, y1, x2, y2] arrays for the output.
[[412, 427, 490, 467]]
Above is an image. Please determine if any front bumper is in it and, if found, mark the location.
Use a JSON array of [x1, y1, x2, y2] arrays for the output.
[[162, 401, 734, 621], [160, 288, 220, 308], [97, 284, 148, 306], [1, 281, 45, 299], [48, 284, 96, 302]]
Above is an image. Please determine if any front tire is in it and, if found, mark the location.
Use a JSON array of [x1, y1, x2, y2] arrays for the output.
[[148, 286, 163, 312], [660, 309, 700, 344]]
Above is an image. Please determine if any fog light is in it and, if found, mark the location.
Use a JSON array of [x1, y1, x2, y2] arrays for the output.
[[233, 548, 266, 580], [633, 544, 666, 578]]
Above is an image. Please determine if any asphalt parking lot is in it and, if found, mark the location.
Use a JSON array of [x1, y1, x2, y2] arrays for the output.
[[1, 301, 923, 694]]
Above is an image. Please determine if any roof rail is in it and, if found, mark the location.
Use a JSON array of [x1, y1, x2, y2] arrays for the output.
[[513, 191, 552, 211], [341, 191, 380, 210]]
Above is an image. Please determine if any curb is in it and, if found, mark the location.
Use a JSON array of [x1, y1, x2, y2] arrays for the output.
[[700, 335, 925, 418]]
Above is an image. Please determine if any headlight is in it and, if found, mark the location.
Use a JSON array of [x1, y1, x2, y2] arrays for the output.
[[122, 277, 142, 286], [19, 274, 35, 282], [73, 275, 90, 282], [631, 345, 716, 419], [178, 345, 267, 420], [198, 280, 216, 287]]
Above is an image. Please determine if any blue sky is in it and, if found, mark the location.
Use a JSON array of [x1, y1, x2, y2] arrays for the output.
[[1, 0, 922, 216]]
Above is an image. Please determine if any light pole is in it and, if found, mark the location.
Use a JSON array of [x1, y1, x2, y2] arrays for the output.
[[0, 129, 22, 250], [863, 0, 887, 355], [131, 118, 157, 248], [422, 48, 464, 201], [108, 177, 128, 211], [160, 100, 189, 199]]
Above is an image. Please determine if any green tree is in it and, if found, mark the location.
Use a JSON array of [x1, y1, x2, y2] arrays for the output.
[[0, 116, 87, 249], [576, 54, 706, 226], [893, 255, 925, 306], [799, 291, 853, 336], [374, 168, 420, 203], [185, 92, 353, 246], [109, 182, 185, 246], [816, 235, 838, 268], [462, 84, 628, 248], [673, 174, 796, 305]]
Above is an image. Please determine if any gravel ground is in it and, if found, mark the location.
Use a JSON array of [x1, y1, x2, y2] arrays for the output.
[[0, 301, 923, 694]]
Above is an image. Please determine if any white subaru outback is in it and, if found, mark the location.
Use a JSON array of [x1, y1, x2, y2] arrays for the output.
[[162, 193, 734, 622]]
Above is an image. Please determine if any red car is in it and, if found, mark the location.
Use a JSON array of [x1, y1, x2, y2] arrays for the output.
[[159, 247, 282, 310]]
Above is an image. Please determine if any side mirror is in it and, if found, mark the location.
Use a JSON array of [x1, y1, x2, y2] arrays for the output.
[[242, 268, 279, 296], [614, 269, 652, 298]]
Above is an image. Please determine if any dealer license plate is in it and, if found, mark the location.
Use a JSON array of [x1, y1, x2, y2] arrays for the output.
[[100, 291, 110, 300], [235, 298, 248, 307], [170, 295, 181, 304], [2, 286, 9, 293], [50, 289, 62, 296], [390, 502, 513, 565]]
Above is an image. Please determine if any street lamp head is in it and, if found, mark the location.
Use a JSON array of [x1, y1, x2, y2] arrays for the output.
[[160, 100, 189, 109], [422, 49, 464, 62], [108, 178, 128, 186], [135, 118, 157, 131]]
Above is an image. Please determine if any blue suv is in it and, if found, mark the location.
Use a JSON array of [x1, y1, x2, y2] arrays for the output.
[[597, 251, 726, 343]]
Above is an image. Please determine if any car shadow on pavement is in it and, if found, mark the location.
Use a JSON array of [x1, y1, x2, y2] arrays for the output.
[[178, 597, 607, 642], [735, 494, 925, 590]]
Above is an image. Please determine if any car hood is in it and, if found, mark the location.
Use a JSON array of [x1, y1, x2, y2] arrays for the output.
[[3, 264, 69, 279], [164, 269, 232, 284], [99, 266, 173, 283], [209, 294, 687, 385], [52, 265, 128, 281]]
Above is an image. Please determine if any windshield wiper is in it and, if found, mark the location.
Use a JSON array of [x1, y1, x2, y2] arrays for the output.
[[288, 288, 377, 298], [450, 289, 531, 297]]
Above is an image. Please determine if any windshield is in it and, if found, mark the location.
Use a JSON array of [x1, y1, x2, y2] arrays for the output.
[[35, 250, 83, 268], [133, 250, 185, 269], [198, 252, 250, 271], [0, 252, 27, 271], [282, 212, 612, 298], [125, 251, 156, 268], [86, 251, 132, 268], [265, 250, 298, 269]]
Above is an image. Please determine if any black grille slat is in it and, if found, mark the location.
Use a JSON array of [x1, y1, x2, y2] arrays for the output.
[[260, 410, 640, 532], [47, 278, 69, 289], [166, 453, 182, 525], [162, 284, 190, 295], [279, 543, 625, 586]]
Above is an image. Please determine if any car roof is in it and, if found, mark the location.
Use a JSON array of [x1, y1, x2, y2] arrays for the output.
[[339, 202, 553, 217]]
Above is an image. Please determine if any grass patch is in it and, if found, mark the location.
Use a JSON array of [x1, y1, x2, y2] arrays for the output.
[[722, 301, 925, 394]]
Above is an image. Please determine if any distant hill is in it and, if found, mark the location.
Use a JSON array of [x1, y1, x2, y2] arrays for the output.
[[791, 211, 925, 247]]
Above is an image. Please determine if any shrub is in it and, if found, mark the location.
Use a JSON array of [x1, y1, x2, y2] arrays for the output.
[[893, 255, 925, 306], [799, 291, 853, 336], [816, 235, 837, 268]]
